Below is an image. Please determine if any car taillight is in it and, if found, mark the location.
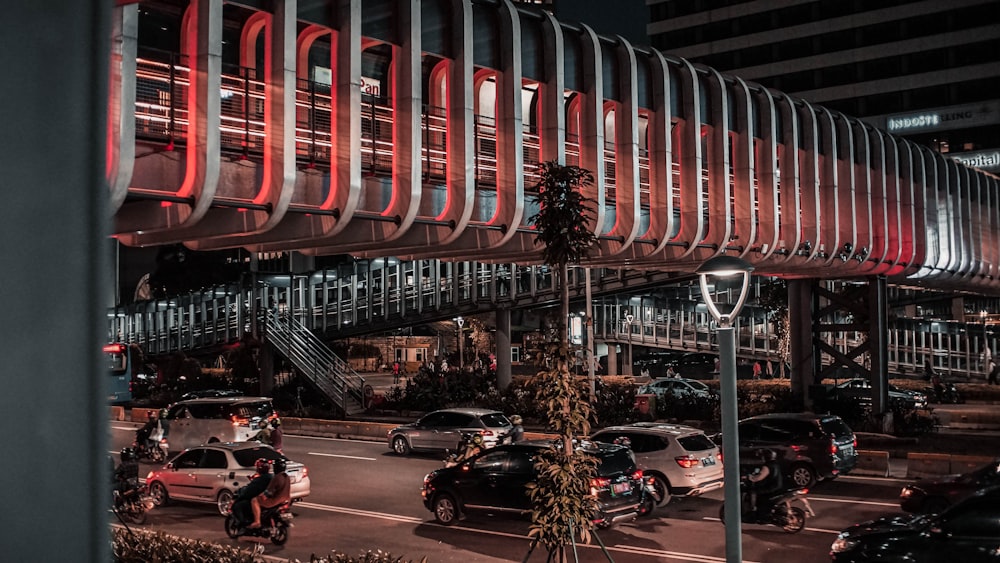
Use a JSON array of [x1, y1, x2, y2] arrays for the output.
[[630, 469, 644, 481], [230, 415, 251, 427], [716, 452, 723, 464], [675, 455, 699, 469], [830, 442, 838, 455], [300, 466, 308, 478], [482, 430, 494, 437]]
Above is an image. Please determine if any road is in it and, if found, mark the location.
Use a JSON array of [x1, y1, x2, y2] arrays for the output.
[[110, 422, 911, 563]]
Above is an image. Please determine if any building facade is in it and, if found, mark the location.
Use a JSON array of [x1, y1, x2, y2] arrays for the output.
[[647, 0, 1000, 175]]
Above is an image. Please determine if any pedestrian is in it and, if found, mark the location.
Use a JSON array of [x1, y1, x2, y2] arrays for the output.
[[392, 360, 401, 384], [269, 418, 283, 453], [752, 361, 762, 380], [666, 365, 678, 379], [989, 360, 999, 385]]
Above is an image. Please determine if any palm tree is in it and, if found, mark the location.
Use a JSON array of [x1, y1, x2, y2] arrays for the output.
[[525, 161, 601, 560]]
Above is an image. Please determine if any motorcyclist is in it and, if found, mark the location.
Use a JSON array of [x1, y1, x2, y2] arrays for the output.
[[269, 419, 284, 453], [135, 410, 160, 451], [113, 447, 140, 502], [506, 415, 524, 444], [746, 448, 783, 516], [444, 432, 485, 467], [231, 458, 273, 528], [249, 458, 292, 528]]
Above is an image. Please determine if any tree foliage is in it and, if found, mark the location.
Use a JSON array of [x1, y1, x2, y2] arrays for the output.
[[526, 161, 600, 559]]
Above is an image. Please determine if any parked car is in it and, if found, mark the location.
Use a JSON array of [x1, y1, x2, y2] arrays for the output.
[[636, 378, 715, 402], [161, 397, 277, 453], [179, 389, 245, 400], [145, 442, 310, 515], [421, 440, 650, 527], [388, 408, 512, 455], [831, 485, 1000, 562], [590, 422, 723, 506], [899, 457, 1000, 514], [827, 378, 922, 409], [734, 412, 858, 488]]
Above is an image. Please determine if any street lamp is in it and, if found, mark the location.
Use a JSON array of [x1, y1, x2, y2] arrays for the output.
[[455, 316, 465, 370], [697, 255, 754, 563]]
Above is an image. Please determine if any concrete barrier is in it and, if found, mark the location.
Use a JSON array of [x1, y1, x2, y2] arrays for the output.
[[131, 407, 159, 422], [853, 449, 890, 477], [110, 406, 125, 421], [907, 452, 951, 479], [950, 454, 995, 474]]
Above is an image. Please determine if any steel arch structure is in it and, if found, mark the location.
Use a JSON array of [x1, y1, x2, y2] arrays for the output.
[[107, 0, 999, 295]]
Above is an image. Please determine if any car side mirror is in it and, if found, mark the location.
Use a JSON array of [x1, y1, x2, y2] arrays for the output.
[[166, 462, 175, 470]]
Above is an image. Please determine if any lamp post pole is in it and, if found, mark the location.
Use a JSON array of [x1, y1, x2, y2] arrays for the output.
[[456, 316, 465, 370], [697, 256, 754, 563]]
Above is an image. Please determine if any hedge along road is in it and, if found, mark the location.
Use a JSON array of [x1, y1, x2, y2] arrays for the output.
[[109, 423, 908, 563]]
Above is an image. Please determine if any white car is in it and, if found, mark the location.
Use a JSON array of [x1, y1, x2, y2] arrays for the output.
[[638, 378, 715, 401], [146, 442, 310, 515], [591, 423, 724, 506]]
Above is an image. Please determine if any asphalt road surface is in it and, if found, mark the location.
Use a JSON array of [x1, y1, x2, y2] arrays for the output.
[[110, 422, 912, 563]]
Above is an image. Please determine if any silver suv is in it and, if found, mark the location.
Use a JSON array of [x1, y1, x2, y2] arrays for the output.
[[388, 408, 512, 455], [591, 422, 724, 506], [161, 397, 276, 453]]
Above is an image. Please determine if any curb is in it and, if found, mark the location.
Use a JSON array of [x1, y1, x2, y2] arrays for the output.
[[852, 449, 890, 477]]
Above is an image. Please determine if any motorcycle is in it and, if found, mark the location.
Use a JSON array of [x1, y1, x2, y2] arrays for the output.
[[636, 476, 658, 518], [112, 482, 154, 525], [444, 431, 485, 468], [924, 382, 964, 404], [224, 501, 292, 545], [133, 428, 167, 463], [718, 480, 811, 533]]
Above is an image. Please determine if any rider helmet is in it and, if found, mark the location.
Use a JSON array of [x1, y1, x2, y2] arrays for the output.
[[120, 447, 135, 462], [254, 458, 272, 474], [273, 458, 287, 473], [271, 418, 281, 428]]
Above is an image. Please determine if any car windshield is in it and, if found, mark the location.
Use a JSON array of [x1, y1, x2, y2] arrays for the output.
[[480, 413, 511, 428], [686, 381, 709, 392], [678, 434, 716, 452], [233, 446, 285, 467], [820, 416, 853, 438]]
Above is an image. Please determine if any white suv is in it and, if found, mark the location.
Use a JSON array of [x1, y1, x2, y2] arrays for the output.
[[591, 422, 724, 506]]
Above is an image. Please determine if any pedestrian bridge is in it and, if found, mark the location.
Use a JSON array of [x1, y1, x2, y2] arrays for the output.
[[107, 0, 999, 295]]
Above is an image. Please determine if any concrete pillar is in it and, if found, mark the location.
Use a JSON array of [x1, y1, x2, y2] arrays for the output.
[[496, 307, 512, 390], [788, 279, 815, 410], [607, 345, 619, 376], [2, 2, 111, 560], [951, 297, 966, 321]]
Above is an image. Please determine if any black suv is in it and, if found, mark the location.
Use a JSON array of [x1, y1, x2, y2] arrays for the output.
[[421, 440, 651, 527], [736, 413, 857, 488]]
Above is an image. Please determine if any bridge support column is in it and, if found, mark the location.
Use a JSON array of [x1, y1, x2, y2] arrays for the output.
[[260, 342, 274, 396], [607, 346, 618, 376], [496, 307, 512, 390], [788, 279, 815, 410]]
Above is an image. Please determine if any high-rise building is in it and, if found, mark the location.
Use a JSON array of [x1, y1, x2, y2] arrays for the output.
[[647, 0, 1000, 175]]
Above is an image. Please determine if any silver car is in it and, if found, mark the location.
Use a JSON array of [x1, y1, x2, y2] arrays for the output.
[[145, 442, 310, 515], [388, 408, 512, 455], [591, 422, 724, 506], [637, 378, 715, 401]]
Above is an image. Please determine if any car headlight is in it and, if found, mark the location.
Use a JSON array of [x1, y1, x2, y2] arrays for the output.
[[900, 487, 914, 498], [830, 534, 859, 553]]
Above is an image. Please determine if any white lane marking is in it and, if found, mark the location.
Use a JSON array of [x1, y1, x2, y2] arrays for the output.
[[287, 434, 382, 444], [702, 517, 840, 535], [809, 495, 898, 508], [112, 425, 138, 431], [307, 452, 377, 461], [296, 502, 754, 562]]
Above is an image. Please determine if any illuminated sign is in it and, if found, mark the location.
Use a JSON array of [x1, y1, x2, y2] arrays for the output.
[[950, 149, 1000, 173], [312, 66, 381, 97], [881, 101, 999, 134]]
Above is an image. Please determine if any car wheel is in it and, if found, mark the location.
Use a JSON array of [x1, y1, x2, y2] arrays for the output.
[[923, 497, 949, 514], [392, 436, 411, 456], [789, 463, 816, 489], [432, 493, 459, 525], [649, 475, 671, 506], [217, 489, 234, 516], [637, 494, 655, 518], [148, 481, 169, 507]]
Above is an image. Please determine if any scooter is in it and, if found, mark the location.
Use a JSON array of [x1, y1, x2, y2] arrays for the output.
[[924, 382, 964, 404], [718, 480, 810, 533], [112, 481, 154, 525], [224, 501, 292, 545], [132, 427, 167, 463]]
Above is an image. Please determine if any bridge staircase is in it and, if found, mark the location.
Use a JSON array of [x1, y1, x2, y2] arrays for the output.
[[264, 310, 367, 416]]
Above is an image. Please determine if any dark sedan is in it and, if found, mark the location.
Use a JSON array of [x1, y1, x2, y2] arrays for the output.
[[831, 486, 1000, 562], [899, 458, 1000, 513]]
